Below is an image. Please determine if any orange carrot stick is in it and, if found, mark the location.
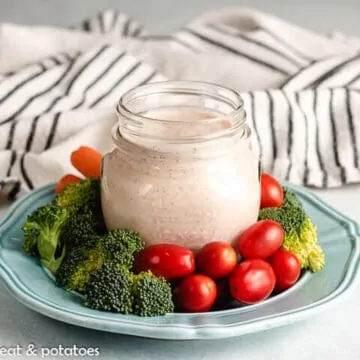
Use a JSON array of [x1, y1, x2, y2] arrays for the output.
[[70, 146, 102, 178], [55, 174, 83, 194]]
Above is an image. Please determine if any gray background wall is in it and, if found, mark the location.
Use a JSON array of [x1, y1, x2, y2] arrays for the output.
[[1, 0, 360, 36]]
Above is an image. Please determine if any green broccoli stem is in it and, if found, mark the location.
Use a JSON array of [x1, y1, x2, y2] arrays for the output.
[[42, 245, 66, 274]]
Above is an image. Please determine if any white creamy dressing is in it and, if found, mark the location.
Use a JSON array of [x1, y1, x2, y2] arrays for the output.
[[101, 108, 260, 250]]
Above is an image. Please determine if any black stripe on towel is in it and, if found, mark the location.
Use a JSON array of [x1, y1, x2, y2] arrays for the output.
[[6, 150, 17, 177], [313, 90, 327, 187], [20, 154, 34, 190], [294, 92, 310, 185], [97, 12, 104, 33], [307, 54, 360, 88], [249, 92, 262, 159], [0, 64, 46, 108], [283, 93, 293, 181], [136, 71, 158, 86], [171, 36, 199, 52], [38, 55, 82, 113], [139, 35, 170, 40], [345, 89, 359, 168], [132, 26, 143, 37], [25, 115, 41, 151], [143, 34, 198, 52], [49, 56, 61, 66], [20, 58, 79, 151], [44, 112, 61, 150], [89, 62, 142, 107], [1, 70, 15, 78], [63, 52, 73, 62], [122, 19, 130, 36], [11, 47, 111, 142], [280, 59, 317, 89], [72, 52, 126, 109], [185, 28, 290, 76], [209, 24, 304, 68], [329, 90, 347, 183], [262, 29, 313, 62], [2, 57, 78, 130], [25, 47, 104, 120], [5, 121, 17, 149], [82, 20, 91, 32], [65, 45, 110, 94], [348, 72, 360, 87], [265, 90, 277, 163]]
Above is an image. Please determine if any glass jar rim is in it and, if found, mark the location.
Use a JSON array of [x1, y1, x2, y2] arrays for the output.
[[115, 80, 247, 147], [116, 80, 244, 125]]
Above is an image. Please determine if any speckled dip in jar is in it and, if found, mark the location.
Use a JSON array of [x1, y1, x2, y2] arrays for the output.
[[101, 81, 260, 250]]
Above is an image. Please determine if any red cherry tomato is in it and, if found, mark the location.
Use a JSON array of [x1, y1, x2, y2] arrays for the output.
[[135, 244, 195, 280], [269, 249, 301, 291], [174, 274, 217, 312], [260, 173, 284, 208], [237, 220, 284, 260], [196, 241, 237, 279], [229, 259, 276, 304]]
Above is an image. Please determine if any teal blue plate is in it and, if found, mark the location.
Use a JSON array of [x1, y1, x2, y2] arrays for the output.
[[0, 184, 359, 340]]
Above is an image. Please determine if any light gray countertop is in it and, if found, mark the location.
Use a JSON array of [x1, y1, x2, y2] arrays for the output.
[[1, 1, 360, 359]]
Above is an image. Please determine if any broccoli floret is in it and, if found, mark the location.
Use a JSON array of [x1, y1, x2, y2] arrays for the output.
[[283, 216, 325, 271], [258, 187, 325, 272], [56, 177, 106, 234], [56, 177, 101, 213], [101, 229, 145, 268], [132, 271, 174, 317], [84, 263, 134, 313], [60, 211, 100, 249], [55, 238, 101, 292], [56, 229, 145, 292], [55, 177, 99, 211], [259, 189, 307, 234], [22, 203, 68, 274], [83, 267, 174, 316]]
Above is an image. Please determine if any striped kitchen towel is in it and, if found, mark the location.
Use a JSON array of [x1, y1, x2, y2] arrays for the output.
[[0, 8, 360, 200]]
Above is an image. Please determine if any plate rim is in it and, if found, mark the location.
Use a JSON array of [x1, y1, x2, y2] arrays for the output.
[[0, 183, 359, 340]]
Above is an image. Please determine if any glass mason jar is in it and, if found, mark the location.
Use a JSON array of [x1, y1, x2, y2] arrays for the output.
[[101, 81, 260, 250]]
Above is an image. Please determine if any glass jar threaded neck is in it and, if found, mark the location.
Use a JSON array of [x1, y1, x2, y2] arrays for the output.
[[115, 81, 247, 148]]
